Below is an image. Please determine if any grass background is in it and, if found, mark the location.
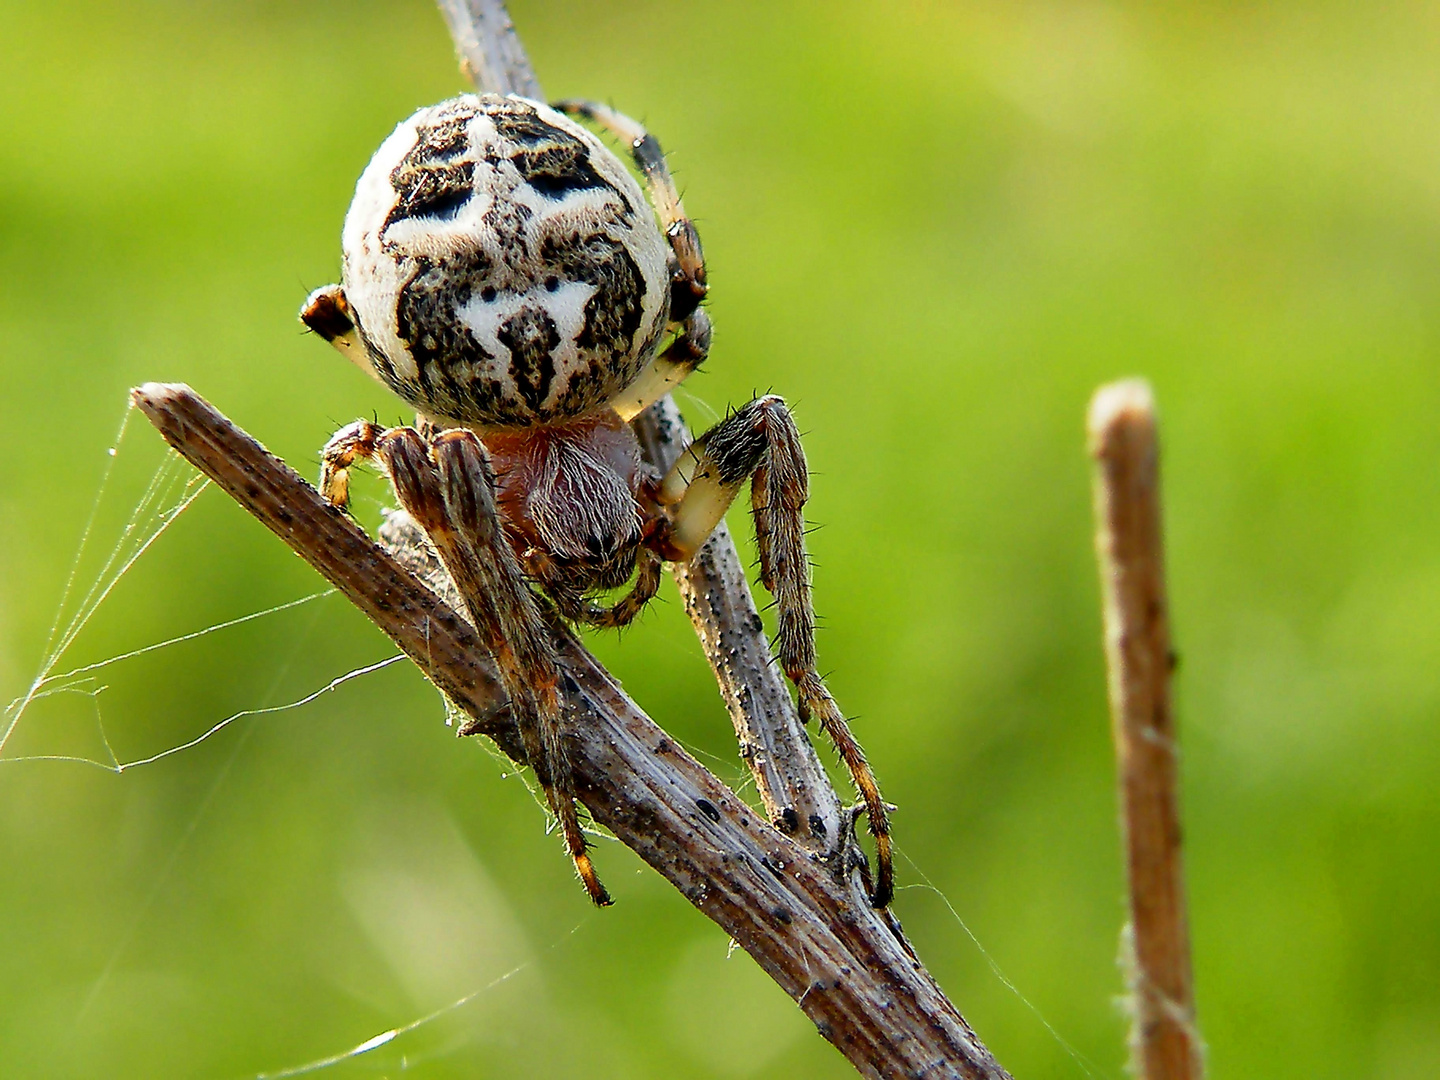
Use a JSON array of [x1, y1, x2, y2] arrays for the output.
[[3, 1, 1439, 1076]]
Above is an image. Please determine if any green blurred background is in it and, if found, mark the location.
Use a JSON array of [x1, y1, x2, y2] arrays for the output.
[[3, 1, 1438, 1076]]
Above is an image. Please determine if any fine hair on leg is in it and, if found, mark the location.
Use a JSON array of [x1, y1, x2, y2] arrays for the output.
[[320, 421, 611, 906], [551, 98, 707, 320], [654, 396, 894, 907], [578, 546, 666, 629]]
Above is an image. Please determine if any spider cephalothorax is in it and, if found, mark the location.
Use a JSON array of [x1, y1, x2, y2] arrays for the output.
[[302, 93, 892, 909]]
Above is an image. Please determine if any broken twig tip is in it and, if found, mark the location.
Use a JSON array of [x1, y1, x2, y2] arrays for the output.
[[130, 381, 192, 415], [1088, 378, 1157, 455]]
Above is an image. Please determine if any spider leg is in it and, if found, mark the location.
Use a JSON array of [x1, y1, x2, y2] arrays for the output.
[[556, 100, 713, 420], [608, 308, 711, 422], [528, 543, 665, 631], [300, 284, 378, 377], [579, 546, 666, 629], [552, 98, 707, 321], [319, 422, 612, 907], [653, 397, 894, 908], [319, 419, 383, 508]]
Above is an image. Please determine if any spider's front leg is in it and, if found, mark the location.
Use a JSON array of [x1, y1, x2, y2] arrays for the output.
[[653, 398, 895, 908], [320, 423, 612, 907]]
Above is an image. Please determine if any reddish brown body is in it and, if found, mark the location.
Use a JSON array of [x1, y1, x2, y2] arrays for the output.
[[486, 410, 650, 599]]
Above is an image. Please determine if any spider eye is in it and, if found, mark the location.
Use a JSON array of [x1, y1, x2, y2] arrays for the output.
[[544, 276, 560, 292], [480, 286, 498, 303]]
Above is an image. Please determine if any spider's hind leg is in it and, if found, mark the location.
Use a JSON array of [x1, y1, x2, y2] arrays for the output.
[[608, 307, 711, 423], [552, 98, 707, 320], [654, 397, 895, 909], [558, 100, 714, 421], [320, 422, 612, 907]]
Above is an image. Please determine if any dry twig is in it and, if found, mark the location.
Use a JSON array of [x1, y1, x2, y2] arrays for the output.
[[435, 0, 542, 100], [1089, 380, 1203, 1080], [131, 383, 1008, 1079]]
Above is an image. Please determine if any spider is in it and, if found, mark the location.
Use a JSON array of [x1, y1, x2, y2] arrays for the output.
[[300, 93, 892, 909]]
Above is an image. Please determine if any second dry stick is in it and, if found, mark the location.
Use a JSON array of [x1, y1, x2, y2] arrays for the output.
[[1089, 379, 1202, 1080]]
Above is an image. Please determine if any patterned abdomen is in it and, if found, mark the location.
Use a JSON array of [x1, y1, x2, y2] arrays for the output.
[[341, 95, 671, 427]]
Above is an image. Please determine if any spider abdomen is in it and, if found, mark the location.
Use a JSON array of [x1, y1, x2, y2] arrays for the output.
[[341, 95, 671, 428]]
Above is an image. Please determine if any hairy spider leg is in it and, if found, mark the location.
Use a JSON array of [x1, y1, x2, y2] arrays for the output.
[[553, 100, 712, 422], [607, 308, 712, 423], [536, 544, 667, 631], [319, 422, 613, 907], [654, 397, 895, 908], [552, 98, 706, 317]]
